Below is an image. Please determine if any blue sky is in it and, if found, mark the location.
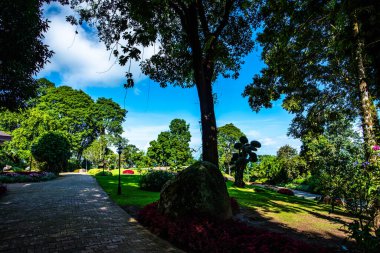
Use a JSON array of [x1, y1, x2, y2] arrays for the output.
[[37, 2, 301, 157]]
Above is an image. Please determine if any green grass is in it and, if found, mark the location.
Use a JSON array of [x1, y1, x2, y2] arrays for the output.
[[95, 175, 159, 207], [95, 175, 353, 240]]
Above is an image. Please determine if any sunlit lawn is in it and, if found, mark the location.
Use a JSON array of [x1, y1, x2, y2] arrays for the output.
[[95, 174, 353, 240]]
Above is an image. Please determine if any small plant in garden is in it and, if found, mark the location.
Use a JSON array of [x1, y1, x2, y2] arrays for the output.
[[230, 136, 261, 187], [277, 188, 295, 196], [0, 172, 57, 183], [123, 169, 134, 175], [95, 171, 112, 176], [139, 170, 174, 192]]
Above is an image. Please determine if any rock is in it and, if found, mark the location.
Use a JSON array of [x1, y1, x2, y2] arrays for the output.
[[158, 161, 232, 220]]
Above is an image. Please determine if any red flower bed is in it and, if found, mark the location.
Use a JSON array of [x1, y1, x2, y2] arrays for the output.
[[138, 202, 326, 253], [277, 188, 295, 196], [123, 169, 135, 175]]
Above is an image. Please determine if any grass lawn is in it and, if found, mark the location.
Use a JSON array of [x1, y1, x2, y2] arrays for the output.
[[95, 174, 353, 247]]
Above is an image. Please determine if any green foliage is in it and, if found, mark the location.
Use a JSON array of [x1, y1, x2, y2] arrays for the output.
[[139, 170, 175, 192], [0, 0, 53, 110], [123, 144, 147, 168], [31, 132, 71, 173], [147, 119, 193, 168], [94, 98, 127, 136], [230, 136, 261, 187], [87, 169, 104, 176], [217, 123, 245, 174], [95, 171, 112, 176], [243, 0, 379, 159], [0, 83, 126, 167]]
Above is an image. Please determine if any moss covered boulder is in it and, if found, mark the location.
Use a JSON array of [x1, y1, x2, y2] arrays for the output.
[[158, 161, 232, 220]]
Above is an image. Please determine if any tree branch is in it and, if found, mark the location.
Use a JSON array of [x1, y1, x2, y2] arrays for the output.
[[213, 0, 233, 39], [196, 0, 210, 36]]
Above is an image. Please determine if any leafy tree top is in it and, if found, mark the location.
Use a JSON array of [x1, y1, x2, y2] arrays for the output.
[[64, 0, 258, 87], [0, 0, 53, 110]]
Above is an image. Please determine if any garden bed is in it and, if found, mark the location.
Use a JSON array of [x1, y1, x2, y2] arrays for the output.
[[0, 172, 57, 183], [138, 202, 328, 253]]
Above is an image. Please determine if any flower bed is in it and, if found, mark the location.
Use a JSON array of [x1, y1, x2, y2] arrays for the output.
[[139, 202, 326, 253], [123, 169, 135, 175], [277, 188, 295, 196], [0, 172, 57, 183]]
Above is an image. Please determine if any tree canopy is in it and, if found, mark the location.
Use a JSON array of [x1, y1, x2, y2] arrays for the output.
[[147, 119, 193, 168], [243, 0, 379, 159], [0, 0, 53, 110]]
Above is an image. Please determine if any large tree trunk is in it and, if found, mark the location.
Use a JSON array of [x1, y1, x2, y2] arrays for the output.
[[195, 78, 219, 167], [353, 16, 377, 161], [233, 165, 246, 188], [186, 3, 219, 167]]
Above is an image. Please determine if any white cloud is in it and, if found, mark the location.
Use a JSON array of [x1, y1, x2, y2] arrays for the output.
[[38, 3, 155, 88]]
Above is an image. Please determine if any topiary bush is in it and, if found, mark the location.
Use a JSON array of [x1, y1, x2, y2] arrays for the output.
[[139, 170, 174, 192], [31, 132, 71, 174], [277, 188, 295, 196]]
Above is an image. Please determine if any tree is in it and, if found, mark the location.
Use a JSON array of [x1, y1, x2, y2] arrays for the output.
[[31, 131, 71, 173], [217, 123, 245, 174], [64, 0, 258, 168], [122, 144, 145, 168], [94, 98, 127, 136], [277, 145, 297, 160], [147, 119, 193, 168], [83, 135, 109, 169], [230, 136, 261, 187], [243, 0, 379, 161], [0, 0, 53, 110]]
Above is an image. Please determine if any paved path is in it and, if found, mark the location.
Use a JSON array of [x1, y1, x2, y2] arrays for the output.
[[0, 173, 181, 253]]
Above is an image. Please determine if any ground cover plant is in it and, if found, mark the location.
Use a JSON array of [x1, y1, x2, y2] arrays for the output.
[[139, 202, 326, 253], [0, 172, 57, 183]]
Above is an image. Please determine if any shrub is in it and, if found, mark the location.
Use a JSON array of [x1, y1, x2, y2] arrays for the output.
[[0, 172, 57, 183], [123, 169, 135, 175], [139, 170, 174, 192], [95, 171, 112, 176], [31, 132, 71, 174], [87, 169, 103, 175], [138, 202, 327, 253], [277, 188, 294, 196]]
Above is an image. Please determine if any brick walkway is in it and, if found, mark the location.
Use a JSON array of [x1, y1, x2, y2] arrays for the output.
[[0, 173, 182, 253]]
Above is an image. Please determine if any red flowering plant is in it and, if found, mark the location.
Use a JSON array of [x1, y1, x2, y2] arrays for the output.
[[122, 169, 135, 175], [277, 188, 295, 196], [138, 202, 329, 253]]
